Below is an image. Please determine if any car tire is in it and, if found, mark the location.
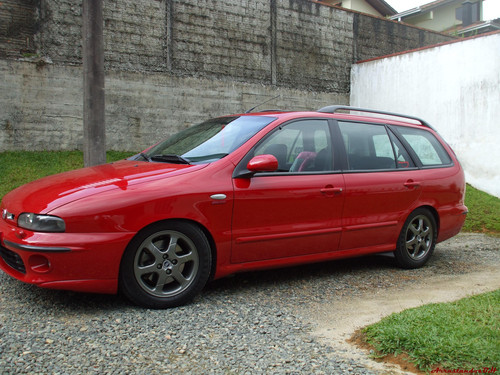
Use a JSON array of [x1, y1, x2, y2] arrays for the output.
[[119, 221, 211, 309], [394, 208, 437, 269]]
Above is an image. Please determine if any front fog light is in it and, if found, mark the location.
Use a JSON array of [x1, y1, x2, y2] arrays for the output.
[[18, 213, 66, 233], [29, 255, 51, 273]]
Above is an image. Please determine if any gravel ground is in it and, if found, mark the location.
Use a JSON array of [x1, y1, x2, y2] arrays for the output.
[[0, 233, 499, 374]]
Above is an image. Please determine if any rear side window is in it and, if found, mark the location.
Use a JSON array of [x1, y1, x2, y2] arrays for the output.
[[339, 122, 414, 171], [396, 127, 452, 166]]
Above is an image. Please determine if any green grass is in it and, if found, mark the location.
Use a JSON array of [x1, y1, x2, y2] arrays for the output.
[[463, 184, 500, 235], [0, 151, 134, 199], [363, 290, 500, 372]]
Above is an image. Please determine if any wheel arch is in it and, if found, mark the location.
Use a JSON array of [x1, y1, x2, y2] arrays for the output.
[[416, 205, 440, 237]]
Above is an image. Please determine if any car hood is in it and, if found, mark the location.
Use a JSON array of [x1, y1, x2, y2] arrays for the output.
[[3, 160, 207, 215]]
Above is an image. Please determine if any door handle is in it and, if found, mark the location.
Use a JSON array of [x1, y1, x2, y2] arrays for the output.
[[320, 186, 343, 195], [404, 180, 421, 189]]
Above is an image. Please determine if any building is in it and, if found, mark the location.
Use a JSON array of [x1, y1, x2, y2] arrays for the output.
[[318, 0, 397, 17], [390, 0, 499, 36]]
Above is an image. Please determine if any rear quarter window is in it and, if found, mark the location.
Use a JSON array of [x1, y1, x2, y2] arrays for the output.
[[396, 127, 452, 166]]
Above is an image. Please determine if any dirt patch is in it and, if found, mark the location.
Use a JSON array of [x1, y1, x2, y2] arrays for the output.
[[297, 234, 500, 374], [348, 330, 425, 375]]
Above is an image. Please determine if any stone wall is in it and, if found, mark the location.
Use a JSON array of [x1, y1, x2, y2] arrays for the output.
[[29, 0, 454, 89], [0, 0, 38, 58], [352, 13, 454, 62], [0, 0, 454, 151]]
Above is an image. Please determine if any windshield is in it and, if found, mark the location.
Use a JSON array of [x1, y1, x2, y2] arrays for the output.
[[143, 116, 276, 164]]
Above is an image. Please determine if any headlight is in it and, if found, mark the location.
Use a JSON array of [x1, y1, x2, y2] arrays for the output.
[[18, 213, 66, 233]]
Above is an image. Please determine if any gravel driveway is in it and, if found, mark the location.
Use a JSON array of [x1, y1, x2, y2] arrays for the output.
[[1, 233, 499, 374]]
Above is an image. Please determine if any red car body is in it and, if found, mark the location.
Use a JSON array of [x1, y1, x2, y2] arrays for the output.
[[0, 108, 467, 307]]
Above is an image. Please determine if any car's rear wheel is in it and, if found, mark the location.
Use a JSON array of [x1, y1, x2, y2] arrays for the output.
[[119, 221, 211, 308], [394, 208, 437, 269]]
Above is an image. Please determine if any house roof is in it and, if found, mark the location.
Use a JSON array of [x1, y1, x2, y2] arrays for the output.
[[365, 0, 397, 16], [390, 0, 463, 20], [445, 18, 500, 35], [318, 0, 396, 16]]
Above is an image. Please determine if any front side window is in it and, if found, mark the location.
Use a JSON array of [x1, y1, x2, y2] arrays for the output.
[[251, 119, 333, 173], [396, 127, 452, 166]]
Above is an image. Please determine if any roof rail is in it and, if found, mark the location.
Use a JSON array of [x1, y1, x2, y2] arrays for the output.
[[317, 105, 435, 131]]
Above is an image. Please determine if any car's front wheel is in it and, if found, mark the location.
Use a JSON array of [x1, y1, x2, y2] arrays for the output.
[[119, 221, 211, 308], [394, 208, 437, 269]]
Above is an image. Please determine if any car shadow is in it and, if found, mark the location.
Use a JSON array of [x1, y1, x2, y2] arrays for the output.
[[203, 253, 398, 298], [3, 253, 398, 312]]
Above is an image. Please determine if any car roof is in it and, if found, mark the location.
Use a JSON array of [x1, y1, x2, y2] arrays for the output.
[[235, 106, 435, 131]]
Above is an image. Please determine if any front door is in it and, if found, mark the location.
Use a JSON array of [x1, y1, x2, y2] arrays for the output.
[[231, 119, 345, 263]]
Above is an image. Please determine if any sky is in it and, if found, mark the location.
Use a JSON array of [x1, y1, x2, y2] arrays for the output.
[[387, 0, 500, 20]]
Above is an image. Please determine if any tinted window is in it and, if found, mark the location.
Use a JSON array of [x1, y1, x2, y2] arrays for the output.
[[339, 122, 404, 171], [388, 131, 415, 169], [252, 119, 333, 172], [396, 127, 452, 166]]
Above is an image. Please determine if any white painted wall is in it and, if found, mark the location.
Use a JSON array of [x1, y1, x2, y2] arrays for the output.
[[351, 32, 500, 197]]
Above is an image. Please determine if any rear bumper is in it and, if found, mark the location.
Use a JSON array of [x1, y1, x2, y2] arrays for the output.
[[0, 220, 135, 294], [437, 204, 468, 243]]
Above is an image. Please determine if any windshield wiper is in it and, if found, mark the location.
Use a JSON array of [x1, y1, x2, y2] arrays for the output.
[[186, 153, 229, 162], [150, 154, 191, 164], [139, 152, 151, 162]]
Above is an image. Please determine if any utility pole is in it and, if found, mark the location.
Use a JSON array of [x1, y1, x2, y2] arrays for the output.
[[82, 0, 106, 167]]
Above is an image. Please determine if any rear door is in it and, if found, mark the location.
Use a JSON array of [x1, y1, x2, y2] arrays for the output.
[[336, 121, 421, 251]]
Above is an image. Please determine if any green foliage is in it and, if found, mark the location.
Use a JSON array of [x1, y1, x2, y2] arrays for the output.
[[463, 184, 500, 235], [363, 290, 500, 371], [0, 151, 134, 200]]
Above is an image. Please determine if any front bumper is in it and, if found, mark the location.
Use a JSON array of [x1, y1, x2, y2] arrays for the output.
[[0, 219, 135, 294]]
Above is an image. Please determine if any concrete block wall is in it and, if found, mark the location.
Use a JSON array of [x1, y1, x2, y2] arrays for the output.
[[170, 0, 271, 83], [0, 0, 37, 58], [276, 1, 353, 92], [0, 0, 454, 151], [353, 13, 455, 62], [31, 0, 453, 89], [0, 60, 348, 151], [36, 0, 167, 70]]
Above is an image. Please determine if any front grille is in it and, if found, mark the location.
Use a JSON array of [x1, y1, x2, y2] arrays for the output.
[[0, 244, 26, 274]]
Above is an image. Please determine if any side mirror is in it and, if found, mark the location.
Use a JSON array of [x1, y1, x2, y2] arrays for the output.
[[247, 154, 279, 173]]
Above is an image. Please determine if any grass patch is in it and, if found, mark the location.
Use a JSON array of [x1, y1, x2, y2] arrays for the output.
[[363, 289, 500, 372], [463, 184, 500, 235], [0, 151, 134, 200]]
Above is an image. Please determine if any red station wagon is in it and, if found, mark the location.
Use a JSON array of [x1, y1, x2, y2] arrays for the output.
[[0, 106, 468, 308]]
